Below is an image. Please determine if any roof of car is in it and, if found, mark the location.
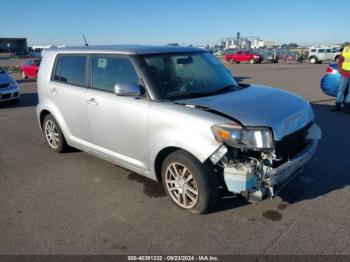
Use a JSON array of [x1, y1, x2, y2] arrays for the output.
[[43, 45, 206, 55]]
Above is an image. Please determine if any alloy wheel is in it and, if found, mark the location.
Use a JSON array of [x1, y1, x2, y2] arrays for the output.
[[44, 119, 60, 149], [165, 162, 199, 209]]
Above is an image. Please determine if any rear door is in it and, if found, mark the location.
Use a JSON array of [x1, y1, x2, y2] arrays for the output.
[[325, 49, 333, 60], [85, 54, 149, 173], [49, 54, 91, 151], [317, 49, 326, 61]]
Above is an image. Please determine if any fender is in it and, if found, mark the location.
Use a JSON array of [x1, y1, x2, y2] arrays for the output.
[[147, 102, 228, 180]]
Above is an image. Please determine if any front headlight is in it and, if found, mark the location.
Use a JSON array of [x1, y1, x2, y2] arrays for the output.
[[211, 123, 274, 150], [9, 79, 18, 88]]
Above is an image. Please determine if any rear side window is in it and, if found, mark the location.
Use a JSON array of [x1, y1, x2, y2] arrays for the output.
[[52, 55, 87, 86], [318, 49, 325, 53], [310, 49, 316, 52], [91, 56, 139, 92]]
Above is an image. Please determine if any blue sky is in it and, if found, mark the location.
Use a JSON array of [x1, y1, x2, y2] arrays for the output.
[[2, 0, 349, 46]]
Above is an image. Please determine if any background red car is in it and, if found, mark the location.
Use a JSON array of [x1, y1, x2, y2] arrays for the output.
[[20, 59, 41, 79], [225, 50, 262, 64]]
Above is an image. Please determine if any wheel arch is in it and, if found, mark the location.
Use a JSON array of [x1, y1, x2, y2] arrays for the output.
[[153, 146, 205, 182], [309, 56, 318, 61], [37, 104, 70, 143], [39, 109, 51, 128]]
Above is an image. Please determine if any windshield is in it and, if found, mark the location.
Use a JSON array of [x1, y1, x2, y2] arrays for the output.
[[143, 52, 239, 100]]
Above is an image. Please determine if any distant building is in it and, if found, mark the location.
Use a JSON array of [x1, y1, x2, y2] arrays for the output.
[[30, 45, 67, 52], [251, 39, 275, 49], [219, 33, 252, 50], [0, 37, 27, 55]]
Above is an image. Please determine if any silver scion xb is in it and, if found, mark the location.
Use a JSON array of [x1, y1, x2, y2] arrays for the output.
[[36, 46, 321, 214]]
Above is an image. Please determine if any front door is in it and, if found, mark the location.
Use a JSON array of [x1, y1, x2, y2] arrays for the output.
[[86, 55, 149, 173]]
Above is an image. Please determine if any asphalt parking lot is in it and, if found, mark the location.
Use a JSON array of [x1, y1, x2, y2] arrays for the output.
[[0, 63, 350, 255]]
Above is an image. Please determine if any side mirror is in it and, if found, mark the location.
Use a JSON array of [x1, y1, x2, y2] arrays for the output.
[[114, 83, 141, 96]]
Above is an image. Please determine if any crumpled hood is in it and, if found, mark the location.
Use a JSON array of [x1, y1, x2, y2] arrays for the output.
[[0, 73, 11, 84], [177, 85, 314, 141]]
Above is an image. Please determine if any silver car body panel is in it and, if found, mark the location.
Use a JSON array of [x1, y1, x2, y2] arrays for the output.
[[37, 46, 320, 190], [37, 48, 225, 180], [177, 85, 315, 141], [41, 45, 205, 56], [148, 101, 228, 177]]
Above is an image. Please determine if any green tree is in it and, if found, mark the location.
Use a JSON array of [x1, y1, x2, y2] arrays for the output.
[[287, 43, 299, 48]]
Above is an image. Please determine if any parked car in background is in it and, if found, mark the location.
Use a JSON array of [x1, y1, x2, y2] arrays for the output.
[[0, 67, 20, 104], [225, 50, 262, 64], [259, 50, 279, 63], [213, 50, 225, 57], [37, 45, 321, 214], [278, 51, 297, 63], [20, 59, 41, 79], [308, 47, 341, 64], [320, 63, 340, 97]]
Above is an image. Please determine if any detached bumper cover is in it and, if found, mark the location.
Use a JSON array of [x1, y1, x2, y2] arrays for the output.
[[266, 123, 321, 187]]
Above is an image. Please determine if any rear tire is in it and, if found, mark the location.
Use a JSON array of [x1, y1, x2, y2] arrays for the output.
[[43, 114, 69, 153], [161, 150, 219, 214], [309, 57, 317, 64]]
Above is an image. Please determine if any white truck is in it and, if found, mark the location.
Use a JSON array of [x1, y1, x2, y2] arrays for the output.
[[308, 47, 341, 64]]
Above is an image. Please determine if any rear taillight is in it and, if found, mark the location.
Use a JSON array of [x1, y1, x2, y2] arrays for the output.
[[326, 67, 335, 74]]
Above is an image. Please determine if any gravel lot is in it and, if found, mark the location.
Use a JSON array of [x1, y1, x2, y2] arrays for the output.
[[0, 63, 349, 255]]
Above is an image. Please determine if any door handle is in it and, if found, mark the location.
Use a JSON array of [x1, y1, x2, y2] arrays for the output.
[[87, 97, 98, 107], [50, 88, 57, 94]]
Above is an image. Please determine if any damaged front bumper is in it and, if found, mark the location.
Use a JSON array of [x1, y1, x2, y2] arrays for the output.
[[220, 123, 321, 201]]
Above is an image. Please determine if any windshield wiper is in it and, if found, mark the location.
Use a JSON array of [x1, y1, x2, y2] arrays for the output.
[[165, 84, 240, 100], [206, 84, 240, 96], [165, 91, 210, 100]]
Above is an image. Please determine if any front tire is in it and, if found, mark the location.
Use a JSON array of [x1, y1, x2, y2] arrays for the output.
[[43, 114, 69, 153], [249, 58, 255, 64], [161, 150, 219, 214]]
